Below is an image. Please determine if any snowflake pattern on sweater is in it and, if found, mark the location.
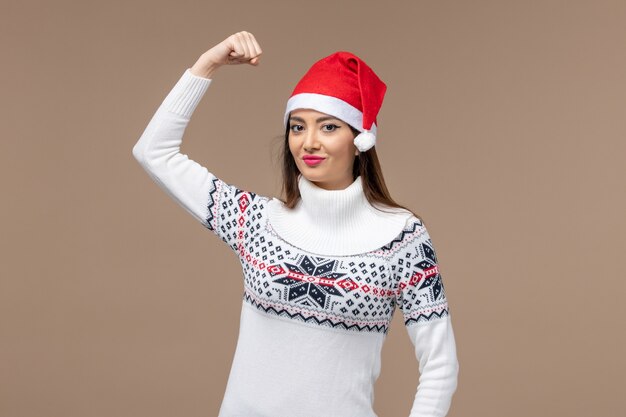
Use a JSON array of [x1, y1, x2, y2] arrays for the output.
[[204, 177, 449, 334]]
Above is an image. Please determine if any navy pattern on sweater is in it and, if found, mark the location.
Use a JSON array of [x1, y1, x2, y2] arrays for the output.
[[203, 176, 449, 334]]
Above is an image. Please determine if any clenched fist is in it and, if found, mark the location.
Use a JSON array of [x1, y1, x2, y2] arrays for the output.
[[191, 31, 263, 78]]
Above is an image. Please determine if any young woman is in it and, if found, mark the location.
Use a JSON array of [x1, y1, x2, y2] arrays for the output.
[[133, 31, 459, 417]]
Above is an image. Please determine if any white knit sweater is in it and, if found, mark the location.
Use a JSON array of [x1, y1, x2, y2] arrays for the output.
[[132, 68, 459, 417]]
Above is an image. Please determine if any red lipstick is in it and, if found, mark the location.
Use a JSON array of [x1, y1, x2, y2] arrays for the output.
[[303, 155, 326, 166]]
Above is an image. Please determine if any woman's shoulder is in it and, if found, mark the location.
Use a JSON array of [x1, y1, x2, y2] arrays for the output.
[[372, 203, 424, 227], [396, 213, 426, 238], [383, 210, 428, 249]]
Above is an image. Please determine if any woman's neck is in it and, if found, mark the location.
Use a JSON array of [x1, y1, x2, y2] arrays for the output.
[[297, 174, 369, 230], [266, 174, 413, 256]]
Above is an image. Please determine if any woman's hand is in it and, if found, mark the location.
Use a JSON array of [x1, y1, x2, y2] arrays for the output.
[[191, 31, 263, 78]]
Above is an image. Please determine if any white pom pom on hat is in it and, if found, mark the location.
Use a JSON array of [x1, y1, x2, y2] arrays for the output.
[[353, 130, 376, 152], [283, 51, 387, 153]]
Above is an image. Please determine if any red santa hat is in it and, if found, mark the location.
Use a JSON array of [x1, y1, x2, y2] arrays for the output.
[[283, 51, 387, 152]]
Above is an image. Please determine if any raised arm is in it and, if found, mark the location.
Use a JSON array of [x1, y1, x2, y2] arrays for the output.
[[131, 67, 214, 224], [132, 31, 264, 251], [392, 218, 459, 417]]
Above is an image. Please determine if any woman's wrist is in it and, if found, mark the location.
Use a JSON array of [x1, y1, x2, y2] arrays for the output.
[[190, 55, 221, 79]]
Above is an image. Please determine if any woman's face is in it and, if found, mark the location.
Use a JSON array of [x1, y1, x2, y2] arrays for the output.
[[288, 108, 359, 190]]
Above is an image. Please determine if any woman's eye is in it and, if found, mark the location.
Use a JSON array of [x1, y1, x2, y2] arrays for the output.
[[290, 124, 339, 133]]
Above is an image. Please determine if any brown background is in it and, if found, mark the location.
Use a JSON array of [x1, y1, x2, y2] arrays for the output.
[[2, 1, 624, 416]]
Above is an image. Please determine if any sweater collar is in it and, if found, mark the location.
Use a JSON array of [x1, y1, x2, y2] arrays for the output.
[[298, 173, 368, 226], [266, 174, 413, 257]]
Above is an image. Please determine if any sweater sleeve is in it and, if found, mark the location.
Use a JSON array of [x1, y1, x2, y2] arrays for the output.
[[132, 68, 260, 253], [391, 220, 459, 417]]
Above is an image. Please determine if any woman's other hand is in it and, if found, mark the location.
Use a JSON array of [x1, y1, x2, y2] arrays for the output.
[[191, 31, 263, 78]]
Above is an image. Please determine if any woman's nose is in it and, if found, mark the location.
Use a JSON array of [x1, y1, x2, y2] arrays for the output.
[[302, 130, 319, 149]]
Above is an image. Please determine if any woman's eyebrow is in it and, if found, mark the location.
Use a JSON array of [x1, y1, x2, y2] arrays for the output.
[[289, 116, 341, 124]]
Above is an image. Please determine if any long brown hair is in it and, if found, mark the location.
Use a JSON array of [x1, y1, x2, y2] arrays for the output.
[[270, 115, 423, 223]]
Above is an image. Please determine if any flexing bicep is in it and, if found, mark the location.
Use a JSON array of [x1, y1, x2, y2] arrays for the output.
[[132, 68, 218, 221], [133, 116, 217, 223], [132, 68, 256, 251]]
